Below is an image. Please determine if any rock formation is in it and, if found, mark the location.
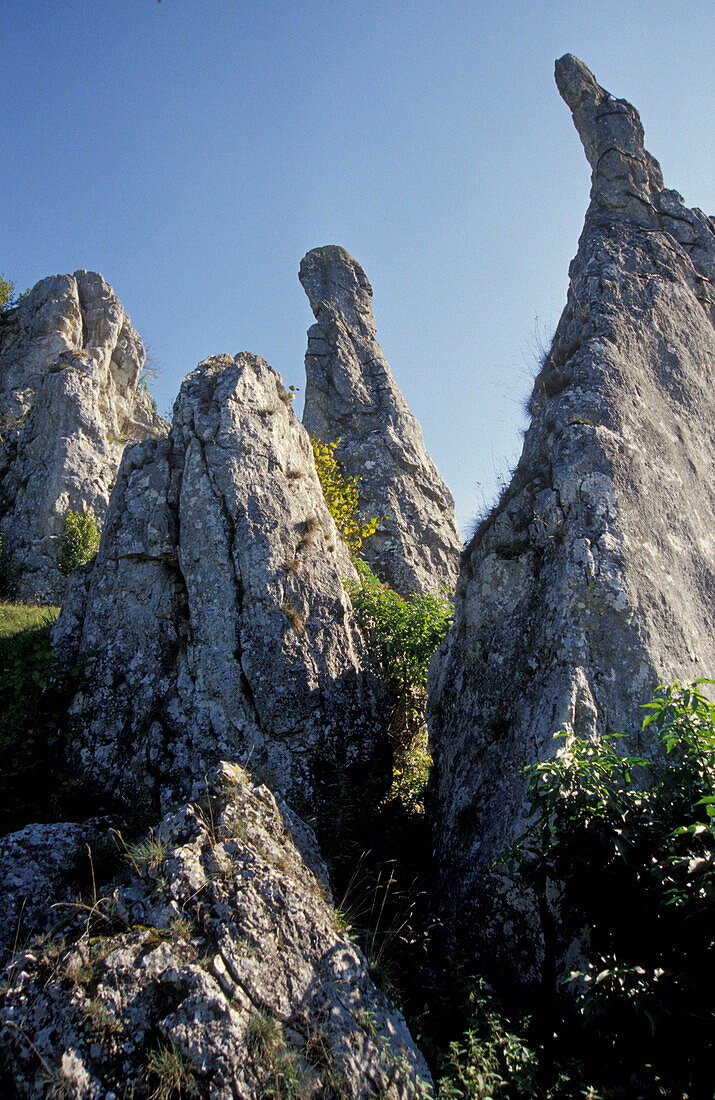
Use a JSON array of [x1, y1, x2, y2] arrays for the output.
[[428, 55, 715, 985], [0, 763, 431, 1098], [0, 271, 167, 602], [300, 245, 462, 596], [54, 352, 387, 817]]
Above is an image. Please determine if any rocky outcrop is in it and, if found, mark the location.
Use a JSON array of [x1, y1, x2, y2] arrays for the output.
[[54, 352, 386, 817], [300, 246, 462, 596], [0, 762, 432, 1098], [0, 271, 167, 602], [428, 55, 715, 985]]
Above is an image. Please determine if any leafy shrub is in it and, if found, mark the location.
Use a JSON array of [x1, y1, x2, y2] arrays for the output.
[[58, 507, 101, 575], [0, 273, 16, 311], [0, 603, 86, 831], [346, 558, 452, 748], [511, 679, 715, 1097], [310, 436, 378, 556]]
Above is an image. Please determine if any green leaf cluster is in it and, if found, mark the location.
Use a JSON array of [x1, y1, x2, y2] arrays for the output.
[[0, 273, 16, 310], [58, 506, 101, 575], [346, 557, 453, 747], [310, 436, 378, 556], [510, 679, 715, 1097]]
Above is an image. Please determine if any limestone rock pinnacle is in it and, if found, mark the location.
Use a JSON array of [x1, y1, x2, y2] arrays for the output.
[[300, 245, 462, 596], [0, 271, 168, 601], [53, 352, 387, 816], [428, 58, 715, 987]]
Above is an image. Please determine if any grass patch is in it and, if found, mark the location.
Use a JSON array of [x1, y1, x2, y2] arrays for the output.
[[0, 601, 59, 637], [0, 602, 85, 834]]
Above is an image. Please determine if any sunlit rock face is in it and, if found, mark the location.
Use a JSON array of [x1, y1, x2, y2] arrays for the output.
[[300, 245, 462, 596], [54, 352, 387, 817], [428, 55, 715, 986], [0, 271, 167, 601], [0, 763, 432, 1099]]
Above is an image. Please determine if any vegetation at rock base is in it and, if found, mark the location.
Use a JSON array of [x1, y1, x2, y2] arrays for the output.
[[58, 506, 101, 575], [314, 679, 715, 1098], [346, 557, 453, 748], [0, 602, 86, 832], [310, 435, 378, 556]]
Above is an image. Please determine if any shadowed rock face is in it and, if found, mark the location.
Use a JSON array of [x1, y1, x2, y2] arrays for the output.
[[0, 271, 167, 602], [54, 353, 387, 817], [0, 763, 432, 1099], [428, 56, 715, 986], [300, 245, 462, 596]]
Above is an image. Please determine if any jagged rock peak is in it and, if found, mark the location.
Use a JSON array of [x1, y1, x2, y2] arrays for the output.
[[555, 53, 715, 283], [428, 59, 715, 988], [0, 270, 167, 601], [54, 351, 387, 816], [555, 53, 664, 215], [300, 245, 462, 596], [0, 763, 431, 1097], [300, 244, 377, 335]]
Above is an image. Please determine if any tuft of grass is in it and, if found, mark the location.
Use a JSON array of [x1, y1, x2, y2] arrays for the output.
[[145, 1042, 198, 1100], [282, 599, 305, 634]]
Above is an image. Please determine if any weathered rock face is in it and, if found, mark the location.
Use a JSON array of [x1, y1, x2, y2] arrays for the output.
[[0, 271, 167, 602], [428, 55, 715, 985], [0, 763, 432, 1098], [54, 352, 386, 817], [300, 246, 462, 596]]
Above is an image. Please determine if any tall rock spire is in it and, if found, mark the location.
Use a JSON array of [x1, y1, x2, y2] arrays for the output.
[[300, 245, 462, 596], [428, 58, 715, 986]]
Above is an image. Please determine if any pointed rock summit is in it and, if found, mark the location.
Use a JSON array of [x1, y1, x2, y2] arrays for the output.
[[0, 271, 167, 601], [429, 58, 715, 985], [54, 352, 387, 816], [300, 245, 462, 596]]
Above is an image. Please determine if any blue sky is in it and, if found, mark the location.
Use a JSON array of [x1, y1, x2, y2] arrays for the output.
[[2, 1, 713, 535]]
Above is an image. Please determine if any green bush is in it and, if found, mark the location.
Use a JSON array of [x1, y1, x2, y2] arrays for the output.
[[0, 273, 16, 311], [58, 506, 101, 575], [509, 679, 715, 1097], [310, 436, 378, 556], [346, 558, 452, 748]]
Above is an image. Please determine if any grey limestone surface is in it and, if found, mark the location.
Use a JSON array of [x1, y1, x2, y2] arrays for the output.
[[300, 245, 462, 597], [0, 271, 167, 602], [53, 352, 387, 817], [428, 54, 715, 986]]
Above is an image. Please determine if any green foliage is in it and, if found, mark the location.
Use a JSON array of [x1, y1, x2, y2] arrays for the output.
[[436, 983, 538, 1099], [510, 679, 715, 1097], [310, 436, 378, 556], [0, 603, 85, 831], [58, 506, 101, 575], [346, 557, 452, 747], [0, 273, 16, 311]]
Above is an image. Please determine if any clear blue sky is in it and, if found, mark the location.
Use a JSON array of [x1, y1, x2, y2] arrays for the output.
[[2, 1, 713, 536]]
